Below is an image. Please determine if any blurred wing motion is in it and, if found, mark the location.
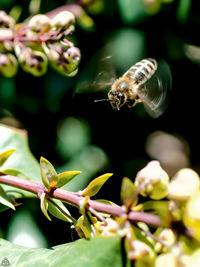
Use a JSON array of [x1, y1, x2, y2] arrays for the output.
[[75, 55, 116, 94], [137, 59, 172, 118]]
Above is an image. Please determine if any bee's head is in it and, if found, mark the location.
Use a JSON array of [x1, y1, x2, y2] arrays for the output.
[[108, 89, 126, 110]]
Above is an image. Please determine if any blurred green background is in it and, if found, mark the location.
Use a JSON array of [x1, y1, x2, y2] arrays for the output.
[[0, 0, 199, 248]]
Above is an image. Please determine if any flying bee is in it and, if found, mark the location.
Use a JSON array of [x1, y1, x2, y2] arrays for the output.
[[108, 58, 158, 109], [76, 57, 171, 118]]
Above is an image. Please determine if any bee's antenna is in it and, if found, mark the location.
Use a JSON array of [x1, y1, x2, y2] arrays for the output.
[[94, 99, 110, 103]]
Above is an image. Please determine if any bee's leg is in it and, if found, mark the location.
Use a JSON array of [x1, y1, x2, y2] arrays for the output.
[[126, 99, 137, 108]]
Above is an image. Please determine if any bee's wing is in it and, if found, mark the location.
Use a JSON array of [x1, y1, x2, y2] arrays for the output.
[[75, 55, 116, 94], [137, 59, 172, 118]]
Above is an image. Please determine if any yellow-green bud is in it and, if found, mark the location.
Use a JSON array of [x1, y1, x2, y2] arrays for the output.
[[0, 11, 15, 28], [155, 253, 177, 267], [156, 228, 176, 252], [52, 11, 75, 29], [28, 14, 52, 32], [98, 218, 119, 236], [42, 42, 60, 61], [128, 240, 155, 264], [190, 249, 200, 266], [16, 46, 48, 76], [168, 168, 200, 201], [0, 53, 18, 77], [183, 192, 200, 241], [135, 161, 169, 200], [50, 45, 80, 76]]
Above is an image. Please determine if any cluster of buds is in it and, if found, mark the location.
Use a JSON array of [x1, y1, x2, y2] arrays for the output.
[[0, 10, 81, 77], [83, 161, 200, 265]]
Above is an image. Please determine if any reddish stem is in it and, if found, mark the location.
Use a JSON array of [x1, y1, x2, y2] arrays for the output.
[[0, 173, 161, 227]]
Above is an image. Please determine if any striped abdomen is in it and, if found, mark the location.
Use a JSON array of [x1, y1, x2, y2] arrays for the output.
[[124, 58, 157, 86]]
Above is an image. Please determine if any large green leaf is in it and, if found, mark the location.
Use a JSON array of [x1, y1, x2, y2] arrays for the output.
[[0, 237, 124, 267], [0, 124, 41, 198]]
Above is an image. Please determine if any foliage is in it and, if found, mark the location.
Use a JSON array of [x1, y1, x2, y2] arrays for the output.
[[1, 125, 200, 266], [0, 237, 123, 266], [1, 0, 200, 266]]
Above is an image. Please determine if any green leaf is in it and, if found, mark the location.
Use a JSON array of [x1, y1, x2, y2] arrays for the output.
[[0, 124, 40, 198], [0, 149, 16, 167], [0, 237, 123, 266], [0, 168, 29, 179], [176, 0, 191, 23], [82, 173, 113, 197], [48, 199, 74, 223], [120, 177, 137, 208], [0, 185, 15, 210], [40, 157, 58, 191], [56, 171, 82, 188], [40, 192, 51, 221], [7, 208, 48, 248]]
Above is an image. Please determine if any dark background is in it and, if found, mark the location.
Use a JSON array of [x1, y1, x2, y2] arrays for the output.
[[0, 0, 199, 247]]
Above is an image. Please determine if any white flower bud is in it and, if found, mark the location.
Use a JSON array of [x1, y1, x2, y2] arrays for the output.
[[52, 11, 75, 29], [28, 15, 51, 32]]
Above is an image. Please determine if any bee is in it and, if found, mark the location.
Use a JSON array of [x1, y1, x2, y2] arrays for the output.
[[95, 58, 171, 118]]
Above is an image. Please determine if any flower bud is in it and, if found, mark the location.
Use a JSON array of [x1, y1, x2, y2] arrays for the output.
[[179, 254, 192, 267], [135, 161, 169, 200], [183, 192, 200, 241], [42, 42, 60, 61], [0, 11, 15, 28], [47, 43, 81, 76], [0, 28, 13, 39], [52, 11, 75, 29], [98, 218, 119, 236], [62, 46, 81, 73], [155, 228, 176, 252], [0, 29, 13, 51], [168, 168, 200, 201], [16, 45, 48, 76], [128, 240, 155, 264], [155, 253, 177, 267], [0, 53, 18, 77], [28, 14, 52, 32]]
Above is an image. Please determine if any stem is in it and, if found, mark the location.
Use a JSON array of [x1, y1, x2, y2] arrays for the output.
[[88, 206, 107, 223], [0, 173, 162, 227]]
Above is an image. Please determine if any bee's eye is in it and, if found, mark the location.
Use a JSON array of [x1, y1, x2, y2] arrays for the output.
[[118, 93, 125, 103]]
